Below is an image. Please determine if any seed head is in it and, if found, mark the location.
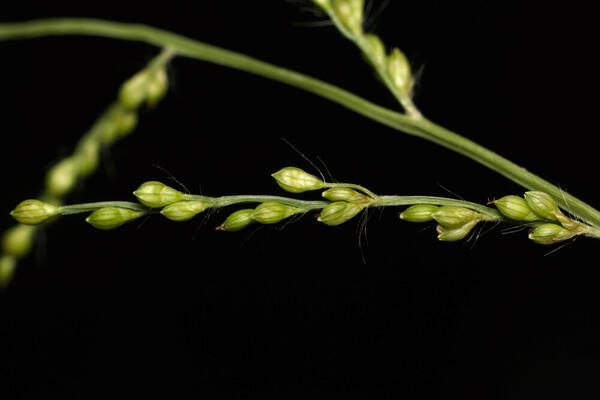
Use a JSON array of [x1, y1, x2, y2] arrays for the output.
[[523, 191, 560, 221], [76, 140, 100, 177], [46, 158, 78, 197], [432, 206, 481, 228], [160, 201, 210, 222], [436, 219, 480, 242], [317, 201, 364, 226], [133, 181, 185, 208], [85, 207, 145, 230], [528, 223, 575, 245], [552, 212, 584, 232], [217, 209, 254, 232], [252, 202, 302, 225], [116, 110, 138, 137], [271, 167, 324, 193], [363, 34, 386, 66], [387, 48, 413, 95], [322, 187, 371, 204], [494, 195, 539, 221], [119, 71, 149, 109], [332, 0, 364, 35], [146, 69, 168, 107], [2, 224, 35, 257], [10, 199, 60, 225], [399, 204, 439, 223], [97, 117, 120, 145]]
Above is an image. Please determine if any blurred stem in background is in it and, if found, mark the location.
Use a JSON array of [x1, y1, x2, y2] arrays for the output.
[[0, 48, 174, 287]]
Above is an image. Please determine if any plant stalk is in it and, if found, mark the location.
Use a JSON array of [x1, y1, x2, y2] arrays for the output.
[[59, 201, 148, 215], [1, 19, 599, 228]]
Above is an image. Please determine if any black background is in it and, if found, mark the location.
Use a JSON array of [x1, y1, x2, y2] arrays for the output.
[[1, 1, 600, 397]]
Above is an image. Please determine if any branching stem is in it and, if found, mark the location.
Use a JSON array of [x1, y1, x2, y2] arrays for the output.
[[1, 19, 599, 229], [323, 5, 421, 117]]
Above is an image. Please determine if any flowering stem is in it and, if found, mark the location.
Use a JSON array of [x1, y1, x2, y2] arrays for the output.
[[57, 195, 502, 219], [0, 18, 424, 137], [323, 4, 421, 117], [57, 194, 600, 237], [0, 45, 174, 287], [1, 19, 600, 229]]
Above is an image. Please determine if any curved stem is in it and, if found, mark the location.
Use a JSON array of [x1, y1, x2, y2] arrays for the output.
[[59, 201, 148, 215], [1, 19, 599, 229], [0, 18, 424, 137]]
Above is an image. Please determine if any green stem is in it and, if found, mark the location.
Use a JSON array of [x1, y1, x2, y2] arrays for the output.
[[409, 117, 600, 229], [324, 6, 421, 117], [375, 196, 503, 220], [189, 195, 329, 211], [1, 19, 599, 229], [59, 201, 148, 215], [0, 18, 424, 138], [146, 46, 176, 70], [57, 194, 502, 220], [53, 196, 600, 241], [56, 194, 502, 219]]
